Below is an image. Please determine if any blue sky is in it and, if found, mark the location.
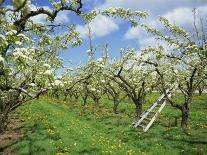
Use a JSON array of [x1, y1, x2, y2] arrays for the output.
[[65, 0, 207, 67], [6, 0, 207, 69]]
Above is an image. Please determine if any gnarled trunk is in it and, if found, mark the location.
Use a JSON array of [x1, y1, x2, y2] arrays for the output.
[[135, 103, 142, 118], [132, 98, 142, 118]]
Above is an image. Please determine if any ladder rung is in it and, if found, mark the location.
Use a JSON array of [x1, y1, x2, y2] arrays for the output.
[[132, 121, 137, 125]]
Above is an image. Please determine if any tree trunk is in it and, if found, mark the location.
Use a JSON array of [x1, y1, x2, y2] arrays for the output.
[[0, 112, 9, 133], [132, 98, 142, 118], [135, 103, 142, 118], [180, 95, 192, 128], [63, 92, 68, 101], [82, 95, 88, 106], [93, 97, 100, 105], [131, 97, 143, 118], [198, 86, 203, 96], [181, 105, 189, 128], [74, 93, 79, 100], [113, 97, 119, 114]]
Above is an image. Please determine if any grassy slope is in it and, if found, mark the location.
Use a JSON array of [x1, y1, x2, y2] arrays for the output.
[[11, 93, 207, 155]]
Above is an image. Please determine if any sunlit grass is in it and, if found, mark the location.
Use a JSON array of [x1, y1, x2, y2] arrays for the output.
[[11, 93, 207, 155]]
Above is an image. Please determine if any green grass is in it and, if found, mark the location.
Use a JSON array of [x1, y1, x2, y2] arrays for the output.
[[9, 93, 207, 155]]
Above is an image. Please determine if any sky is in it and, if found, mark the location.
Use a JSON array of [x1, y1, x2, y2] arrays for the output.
[[5, 0, 207, 70]]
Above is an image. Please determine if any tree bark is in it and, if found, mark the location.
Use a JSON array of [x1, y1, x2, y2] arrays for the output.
[[198, 85, 203, 96], [132, 99, 142, 118], [113, 96, 119, 114], [82, 95, 88, 106], [74, 93, 79, 100], [180, 95, 192, 128], [135, 103, 142, 118], [93, 97, 100, 105], [181, 105, 189, 128], [0, 111, 9, 133]]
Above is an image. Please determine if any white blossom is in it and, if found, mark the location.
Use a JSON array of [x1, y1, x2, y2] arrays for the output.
[[17, 33, 25, 37], [56, 75, 62, 79], [15, 41, 22, 46], [44, 70, 53, 75], [43, 64, 51, 68], [0, 34, 6, 40], [29, 83, 36, 87], [6, 30, 17, 36], [101, 80, 105, 83], [97, 58, 103, 62], [68, 67, 73, 71], [91, 88, 96, 91], [0, 55, 5, 62], [54, 80, 63, 86], [13, 50, 24, 58]]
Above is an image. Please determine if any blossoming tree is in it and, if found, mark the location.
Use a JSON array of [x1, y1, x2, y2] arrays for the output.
[[0, 0, 83, 133], [140, 16, 207, 128]]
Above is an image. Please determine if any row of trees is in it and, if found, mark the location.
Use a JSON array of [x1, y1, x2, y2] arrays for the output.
[[0, 0, 206, 133], [58, 39, 206, 128], [57, 14, 207, 128]]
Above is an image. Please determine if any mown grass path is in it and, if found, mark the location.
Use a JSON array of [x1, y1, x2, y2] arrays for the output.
[[11, 94, 207, 155]]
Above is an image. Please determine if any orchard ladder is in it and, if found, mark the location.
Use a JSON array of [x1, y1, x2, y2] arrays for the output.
[[132, 88, 174, 132]]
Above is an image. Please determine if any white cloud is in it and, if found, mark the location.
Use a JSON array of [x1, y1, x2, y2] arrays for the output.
[[163, 7, 193, 26], [124, 27, 159, 48], [98, 0, 207, 16], [31, 14, 47, 23], [55, 11, 70, 23], [163, 5, 207, 28], [124, 4, 207, 48], [76, 14, 119, 38], [124, 27, 143, 40]]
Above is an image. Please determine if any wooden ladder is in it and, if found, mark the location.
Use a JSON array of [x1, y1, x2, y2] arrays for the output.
[[132, 88, 173, 132]]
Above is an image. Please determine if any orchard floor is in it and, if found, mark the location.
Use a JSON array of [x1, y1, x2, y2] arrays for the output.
[[0, 93, 207, 155]]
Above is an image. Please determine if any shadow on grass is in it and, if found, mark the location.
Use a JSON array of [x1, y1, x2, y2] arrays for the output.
[[9, 122, 57, 155], [164, 137, 207, 145]]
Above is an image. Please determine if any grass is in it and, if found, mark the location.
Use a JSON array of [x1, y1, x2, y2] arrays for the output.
[[6, 93, 207, 155]]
